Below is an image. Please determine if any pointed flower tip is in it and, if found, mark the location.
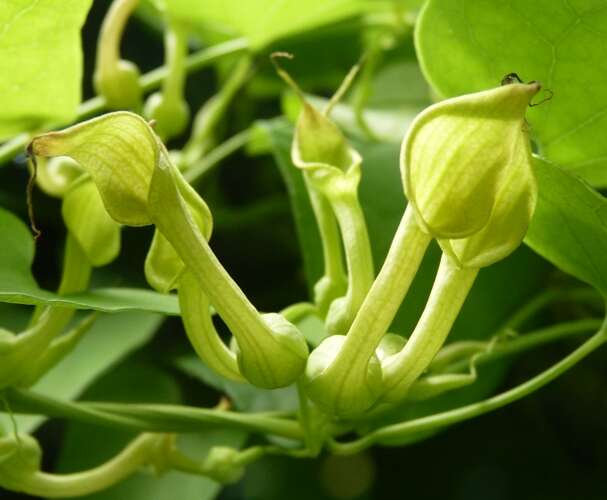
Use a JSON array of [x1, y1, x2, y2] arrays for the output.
[[402, 78, 540, 242], [292, 102, 359, 176]]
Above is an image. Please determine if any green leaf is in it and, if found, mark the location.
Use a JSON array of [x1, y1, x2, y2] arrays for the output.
[[0, 206, 178, 314], [416, 0, 607, 186], [0, 0, 93, 140], [157, 0, 365, 49], [55, 360, 246, 500], [0, 311, 162, 433], [176, 356, 298, 413], [525, 157, 607, 297]]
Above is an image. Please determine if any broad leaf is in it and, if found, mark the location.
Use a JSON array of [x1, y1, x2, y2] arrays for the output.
[[0, 206, 178, 314], [0, 311, 162, 433], [525, 157, 607, 297], [0, 0, 92, 140], [416, 0, 607, 186], [156, 0, 365, 49]]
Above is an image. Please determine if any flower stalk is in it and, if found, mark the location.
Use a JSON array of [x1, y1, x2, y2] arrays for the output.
[[144, 19, 190, 140], [94, 0, 143, 110]]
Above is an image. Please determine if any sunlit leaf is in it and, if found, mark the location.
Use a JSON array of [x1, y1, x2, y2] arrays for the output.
[[156, 0, 365, 49], [0, 0, 93, 139], [526, 157, 607, 297], [416, 0, 607, 186]]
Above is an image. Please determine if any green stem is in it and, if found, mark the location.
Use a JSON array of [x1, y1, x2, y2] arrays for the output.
[[444, 318, 603, 374], [5, 434, 163, 498], [3, 388, 304, 440], [503, 287, 602, 331], [4, 235, 93, 388], [177, 270, 244, 382], [331, 322, 607, 454], [381, 254, 478, 402], [96, 0, 138, 73], [3, 388, 157, 431], [325, 187, 374, 333], [324, 205, 430, 384], [86, 402, 304, 441], [17, 314, 98, 388], [352, 38, 382, 141], [0, 38, 249, 166], [184, 128, 251, 185], [304, 174, 347, 316], [162, 20, 188, 105], [31, 233, 92, 334], [183, 55, 252, 164]]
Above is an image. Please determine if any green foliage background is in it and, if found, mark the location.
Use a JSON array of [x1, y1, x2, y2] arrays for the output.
[[1, 0, 607, 499]]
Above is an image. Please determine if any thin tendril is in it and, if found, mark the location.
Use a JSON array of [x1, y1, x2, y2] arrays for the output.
[[1, 392, 21, 444], [25, 147, 41, 240]]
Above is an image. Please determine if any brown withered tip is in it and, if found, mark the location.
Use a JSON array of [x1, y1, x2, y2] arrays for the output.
[[501, 73, 551, 107], [148, 119, 157, 129], [501, 72, 523, 85]]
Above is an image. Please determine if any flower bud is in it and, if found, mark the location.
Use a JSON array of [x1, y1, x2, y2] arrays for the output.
[[294, 102, 355, 172], [202, 447, 246, 484], [29, 112, 158, 226], [94, 59, 143, 110], [144, 92, 190, 141], [304, 335, 383, 416], [439, 137, 537, 268], [232, 313, 309, 389], [401, 81, 541, 240]]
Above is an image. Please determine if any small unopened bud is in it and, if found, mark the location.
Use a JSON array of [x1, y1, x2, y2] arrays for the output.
[[402, 80, 541, 241], [304, 335, 383, 416], [202, 447, 245, 484]]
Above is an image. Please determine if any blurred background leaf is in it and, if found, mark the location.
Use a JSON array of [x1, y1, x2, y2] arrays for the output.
[[0, 0, 93, 139]]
